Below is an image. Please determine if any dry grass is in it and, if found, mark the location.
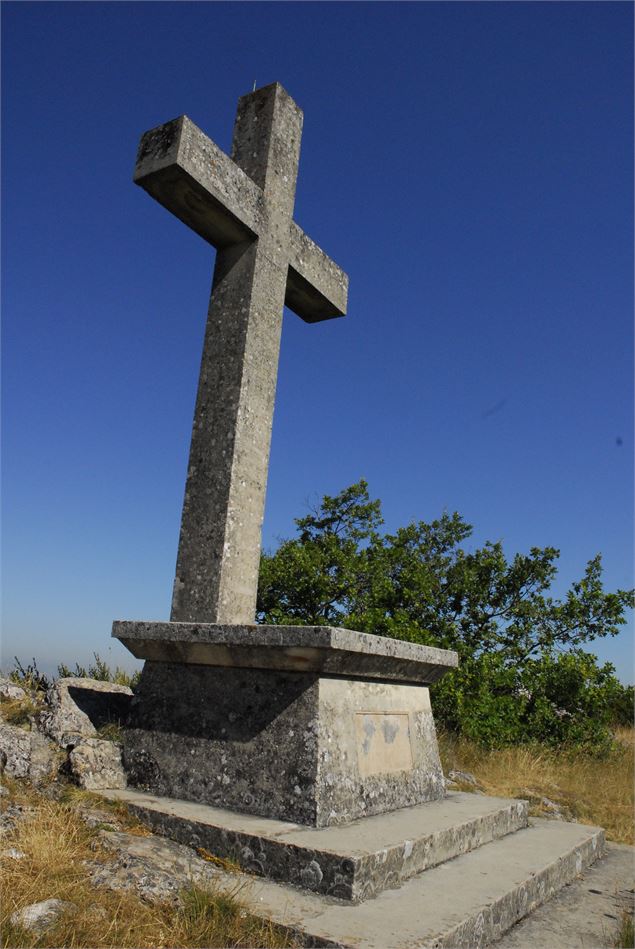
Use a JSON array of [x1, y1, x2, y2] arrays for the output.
[[613, 908, 635, 948], [0, 695, 42, 728], [0, 779, 292, 948], [439, 727, 635, 845], [54, 785, 154, 836]]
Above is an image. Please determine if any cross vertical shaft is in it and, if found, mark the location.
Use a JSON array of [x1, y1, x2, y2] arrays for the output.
[[132, 82, 347, 626], [171, 85, 302, 624]]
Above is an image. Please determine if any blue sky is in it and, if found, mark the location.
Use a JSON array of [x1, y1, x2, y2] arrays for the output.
[[2, 2, 633, 682]]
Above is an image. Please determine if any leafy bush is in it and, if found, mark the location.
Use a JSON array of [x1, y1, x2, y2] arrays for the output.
[[605, 683, 635, 728], [432, 650, 626, 753], [258, 480, 634, 752]]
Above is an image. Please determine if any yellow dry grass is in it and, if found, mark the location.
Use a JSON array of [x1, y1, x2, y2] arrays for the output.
[[438, 727, 635, 845], [0, 779, 292, 948], [613, 907, 635, 949], [0, 695, 42, 728]]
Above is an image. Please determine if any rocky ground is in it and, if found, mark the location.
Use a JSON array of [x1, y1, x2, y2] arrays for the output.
[[0, 675, 131, 791], [0, 673, 291, 947], [1, 675, 633, 948]]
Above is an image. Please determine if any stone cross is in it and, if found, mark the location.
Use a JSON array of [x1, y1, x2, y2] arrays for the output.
[[134, 83, 348, 626]]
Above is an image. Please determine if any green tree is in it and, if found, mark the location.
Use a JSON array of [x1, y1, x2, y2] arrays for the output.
[[257, 480, 634, 749]]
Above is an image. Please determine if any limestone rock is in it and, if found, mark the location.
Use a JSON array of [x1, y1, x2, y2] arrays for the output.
[[9, 898, 77, 935], [541, 796, 564, 815], [448, 770, 479, 786], [78, 806, 121, 831], [0, 722, 30, 778], [40, 677, 132, 748], [1, 847, 26, 860], [517, 788, 572, 821], [0, 723, 58, 785], [0, 678, 26, 700], [133, 87, 348, 629], [0, 802, 35, 838], [88, 829, 219, 903], [28, 731, 59, 784], [69, 738, 127, 790]]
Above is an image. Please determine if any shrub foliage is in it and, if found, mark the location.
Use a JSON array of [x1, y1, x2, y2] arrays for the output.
[[258, 480, 634, 751]]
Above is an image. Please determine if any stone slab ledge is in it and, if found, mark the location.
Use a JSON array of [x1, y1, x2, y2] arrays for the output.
[[112, 621, 458, 684]]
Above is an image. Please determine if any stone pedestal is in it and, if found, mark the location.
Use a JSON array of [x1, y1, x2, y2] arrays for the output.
[[113, 622, 457, 827]]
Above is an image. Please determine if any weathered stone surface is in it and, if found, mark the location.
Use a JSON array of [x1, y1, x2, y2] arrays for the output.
[[9, 899, 77, 935], [103, 788, 529, 901], [497, 841, 634, 949], [113, 622, 457, 684], [89, 829, 220, 903], [539, 796, 566, 819], [0, 802, 35, 838], [516, 787, 574, 821], [0, 722, 30, 778], [0, 722, 57, 784], [123, 664, 446, 826], [2, 847, 26, 860], [0, 678, 26, 700], [70, 739, 127, 790], [77, 806, 122, 831], [27, 730, 58, 784], [117, 84, 458, 834], [287, 223, 348, 321], [317, 678, 445, 822], [89, 811, 605, 948], [39, 677, 132, 748], [256, 821, 605, 948], [133, 83, 348, 627], [135, 117, 346, 322], [448, 769, 479, 786]]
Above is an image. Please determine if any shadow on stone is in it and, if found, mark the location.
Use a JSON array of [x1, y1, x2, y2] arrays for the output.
[[128, 662, 314, 741], [67, 686, 132, 731]]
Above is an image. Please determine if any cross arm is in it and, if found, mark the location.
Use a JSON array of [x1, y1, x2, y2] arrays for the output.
[[286, 224, 348, 323], [134, 115, 348, 323], [133, 116, 262, 248]]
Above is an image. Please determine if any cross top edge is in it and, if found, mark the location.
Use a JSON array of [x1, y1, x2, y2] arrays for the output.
[[238, 80, 301, 112]]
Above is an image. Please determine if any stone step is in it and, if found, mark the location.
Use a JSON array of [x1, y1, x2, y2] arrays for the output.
[[102, 788, 528, 902], [496, 841, 634, 949], [211, 818, 603, 948]]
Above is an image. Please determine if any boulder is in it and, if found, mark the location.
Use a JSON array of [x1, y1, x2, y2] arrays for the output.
[[538, 795, 571, 821], [0, 722, 30, 778], [77, 806, 121, 831], [9, 899, 77, 935], [89, 830, 219, 904], [0, 803, 35, 838], [0, 678, 26, 700], [40, 678, 132, 748], [447, 769, 480, 787], [69, 738, 127, 790], [0, 722, 58, 785], [29, 731, 59, 784]]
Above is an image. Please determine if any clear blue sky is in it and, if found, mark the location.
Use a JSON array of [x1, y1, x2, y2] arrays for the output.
[[2, 2, 633, 682]]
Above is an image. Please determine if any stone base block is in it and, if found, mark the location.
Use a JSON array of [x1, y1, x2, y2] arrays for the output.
[[101, 788, 529, 902], [123, 662, 445, 826]]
